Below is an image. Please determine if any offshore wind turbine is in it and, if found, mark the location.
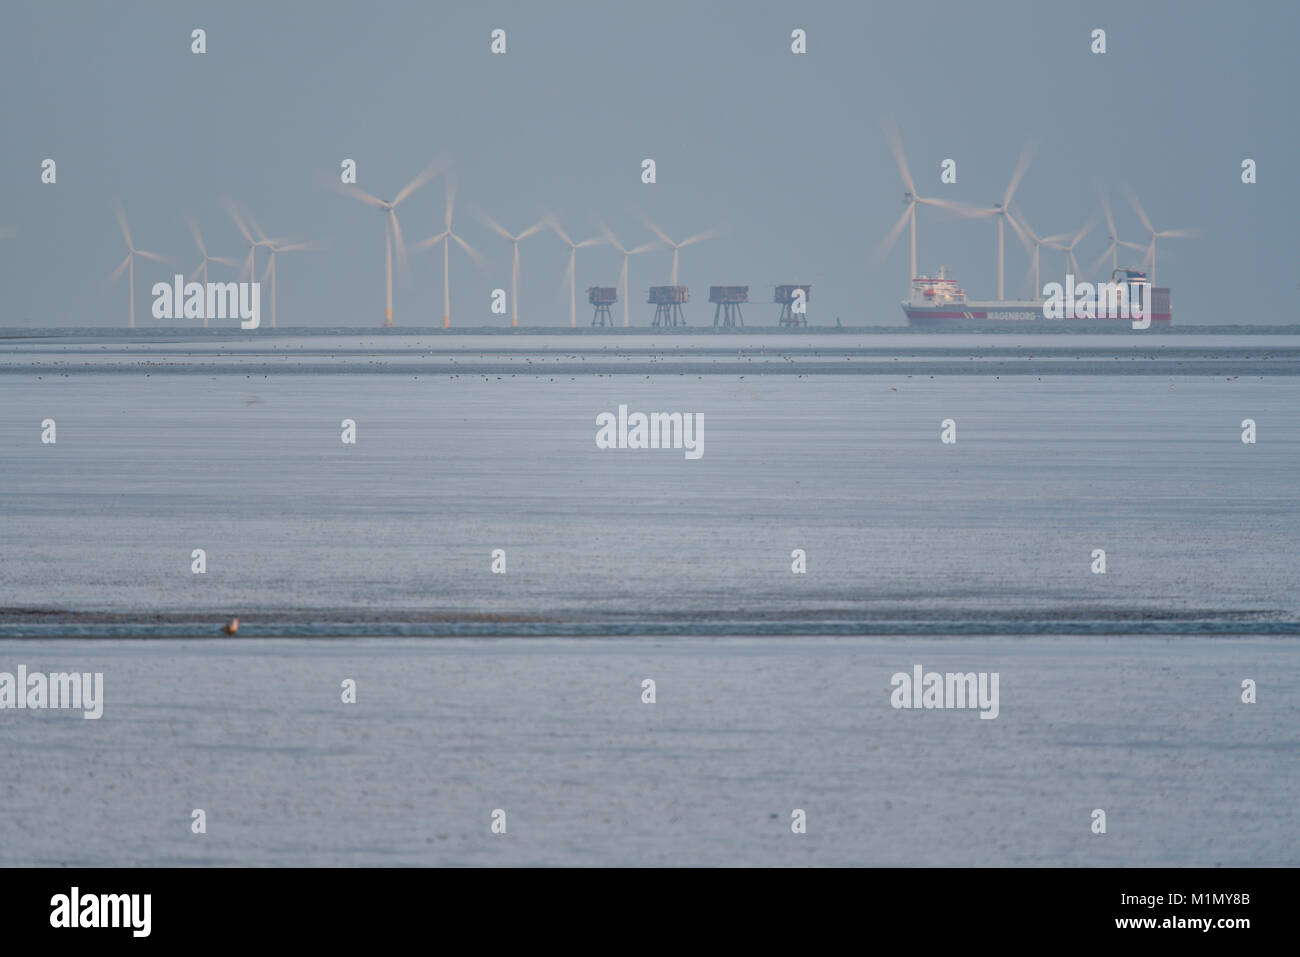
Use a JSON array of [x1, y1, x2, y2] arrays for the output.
[[1089, 193, 1147, 277], [547, 216, 606, 328], [475, 210, 545, 327], [226, 201, 284, 288], [636, 213, 722, 286], [1042, 218, 1096, 281], [411, 173, 485, 328], [107, 202, 169, 329], [1125, 189, 1198, 286], [233, 203, 321, 327], [872, 120, 973, 285], [598, 223, 660, 327], [185, 216, 240, 327], [323, 156, 448, 326], [226, 202, 291, 326], [951, 139, 1037, 299], [260, 238, 321, 329]]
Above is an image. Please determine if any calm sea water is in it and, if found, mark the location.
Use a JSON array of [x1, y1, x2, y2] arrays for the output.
[[0, 635, 1296, 867], [1, 333, 1297, 636], [0, 332, 1296, 865]]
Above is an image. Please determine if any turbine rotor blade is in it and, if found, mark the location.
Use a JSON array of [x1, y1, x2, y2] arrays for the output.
[[919, 196, 979, 214], [1088, 243, 1115, 275], [107, 253, 131, 284], [871, 204, 912, 268], [410, 231, 447, 254], [1158, 228, 1199, 239], [451, 232, 488, 271], [1004, 211, 1033, 255], [1008, 205, 1039, 243], [634, 210, 674, 248], [185, 215, 206, 256], [1002, 137, 1037, 208], [679, 226, 724, 248], [391, 210, 411, 282], [939, 199, 997, 219], [1072, 217, 1097, 248], [1125, 188, 1155, 236], [244, 209, 269, 243], [546, 214, 574, 248], [392, 154, 450, 207], [224, 200, 256, 245], [475, 208, 514, 241], [1003, 138, 1034, 209], [518, 220, 547, 241], [1099, 191, 1117, 240], [596, 219, 625, 254], [881, 118, 916, 198], [444, 174, 457, 233], [112, 201, 136, 250], [316, 172, 386, 208], [113, 201, 135, 251], [561, 253, 574, 296]]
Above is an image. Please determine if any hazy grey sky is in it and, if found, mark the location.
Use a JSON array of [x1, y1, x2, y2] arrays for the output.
[[1, 0, 1295, 327]]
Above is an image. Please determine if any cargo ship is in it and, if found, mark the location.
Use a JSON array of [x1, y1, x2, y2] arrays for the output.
[[902, 267, 1171, 327]]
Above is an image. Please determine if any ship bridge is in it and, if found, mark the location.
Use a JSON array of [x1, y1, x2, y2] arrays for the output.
[[908, 266, 967, 306]]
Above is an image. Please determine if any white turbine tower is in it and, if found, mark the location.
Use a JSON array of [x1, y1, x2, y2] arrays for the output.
[[411, 173, 485, 328], [260, 238, 321, 329], [951, 139, 1037, 300], [1089, 193, 1147, 277], [323, 156, 448, 326], [1126, 189, 1198, 286], [636, 213, 722, 286], [547, 216, 606, 328], [107, 202, 169, 329], [598, 223, 660, 327], [872, 120, 973, 285], [476, 211, 545, 327], [185, 216, 240, 327]]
